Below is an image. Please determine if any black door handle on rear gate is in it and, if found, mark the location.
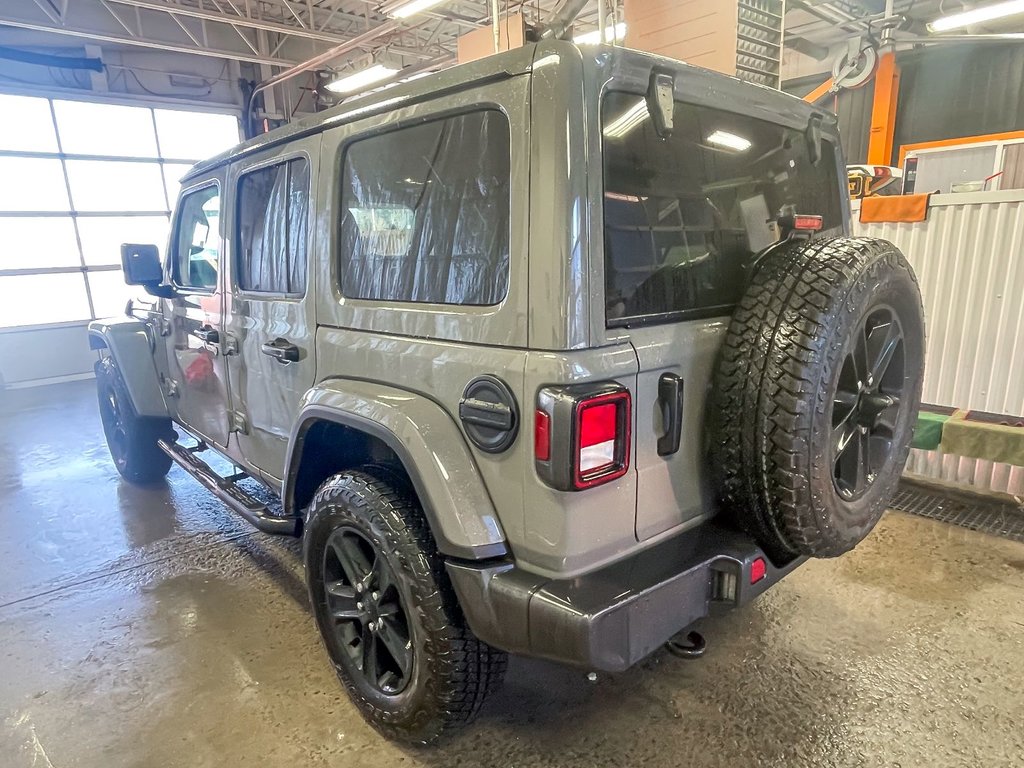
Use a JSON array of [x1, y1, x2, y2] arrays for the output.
[[657, 373, 684, 456], [191, 325, 219, 344], [261, 338, 300, 363]]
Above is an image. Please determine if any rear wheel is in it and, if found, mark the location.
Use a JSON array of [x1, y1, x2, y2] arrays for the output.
[[710, 236, 925, 560], [304, 470, 506, 744], [96, 357, 173, 484]]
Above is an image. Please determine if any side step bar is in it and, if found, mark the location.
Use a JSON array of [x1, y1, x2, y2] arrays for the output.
[[158, 439, 300, 536]]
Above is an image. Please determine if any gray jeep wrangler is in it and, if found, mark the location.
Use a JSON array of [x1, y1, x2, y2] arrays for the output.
[[89, 40, 924, 744]]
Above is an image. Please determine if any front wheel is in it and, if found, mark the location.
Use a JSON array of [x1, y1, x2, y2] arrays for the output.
[[96, 357, 173, 484], [304, 470, 506, 745]]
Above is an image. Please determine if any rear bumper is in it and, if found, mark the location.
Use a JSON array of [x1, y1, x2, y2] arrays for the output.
[[446, 522, 805, 672]]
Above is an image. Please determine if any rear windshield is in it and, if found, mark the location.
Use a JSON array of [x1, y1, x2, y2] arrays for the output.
[[602, 91, 843, 327]]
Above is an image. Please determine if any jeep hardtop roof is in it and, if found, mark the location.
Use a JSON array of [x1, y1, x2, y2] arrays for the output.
[[183, 40, 836, 185]]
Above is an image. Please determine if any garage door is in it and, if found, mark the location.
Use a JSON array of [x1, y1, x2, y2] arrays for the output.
[[0, 93, 240, 386]]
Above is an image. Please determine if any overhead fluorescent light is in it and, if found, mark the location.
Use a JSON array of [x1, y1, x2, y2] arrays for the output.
[[325, 64, 399, 94], [574, 22, 627, 45], [384, 0, 447, 19], [929, 0, 1024, 31], [603, 99, 649, 138], [706, 130, 752, 152]]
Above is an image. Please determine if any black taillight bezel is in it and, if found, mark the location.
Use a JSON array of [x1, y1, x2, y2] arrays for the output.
[[535, 381, 631, 492]]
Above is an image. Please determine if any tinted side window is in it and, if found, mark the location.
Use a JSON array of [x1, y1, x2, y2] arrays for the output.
[[339, 110, 510, 306], [602, 92, 842, 326], [173, 184, 221, 290], [236, 157, 310, 295]]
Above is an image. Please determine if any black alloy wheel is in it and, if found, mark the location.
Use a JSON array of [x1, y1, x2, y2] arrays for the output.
[[304, 470, 508, 744], [99, 382, 130, 471], [95, 357, 173, 484], [830, 306, 905, 501], [321, 526, 413, 695]]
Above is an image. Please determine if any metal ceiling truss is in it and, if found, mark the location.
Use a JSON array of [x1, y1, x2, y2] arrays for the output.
[[0, 0, 558, 72]]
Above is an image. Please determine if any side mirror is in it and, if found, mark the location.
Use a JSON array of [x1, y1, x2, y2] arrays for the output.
[[120, 243, 175, 298]]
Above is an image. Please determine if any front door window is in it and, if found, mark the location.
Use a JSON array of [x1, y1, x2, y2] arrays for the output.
[[173, 185, 221, 290]]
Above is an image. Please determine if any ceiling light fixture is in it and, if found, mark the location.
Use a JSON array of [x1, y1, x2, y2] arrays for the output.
[[324, 64, 399, 94], [929, 0, 1024, 32], [574, 22, 627, 45], [706, 130, 752, 152], [383, 0, 448, 19]]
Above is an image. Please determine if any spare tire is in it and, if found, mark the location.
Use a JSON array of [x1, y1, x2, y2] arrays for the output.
[[710, 236, 924, 560]]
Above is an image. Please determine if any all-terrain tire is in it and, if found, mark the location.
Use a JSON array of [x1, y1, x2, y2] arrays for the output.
[[709, 236, 924, 560], [95, 357, 174, 484], [304, 470, 507, 745]]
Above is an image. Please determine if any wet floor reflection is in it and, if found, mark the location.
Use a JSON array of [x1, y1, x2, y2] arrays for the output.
[[1, 381, 1022, 768]]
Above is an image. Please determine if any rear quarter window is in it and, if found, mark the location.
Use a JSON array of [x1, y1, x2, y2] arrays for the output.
[[602, 91, 842, 327], [338, 109, 511, 306]]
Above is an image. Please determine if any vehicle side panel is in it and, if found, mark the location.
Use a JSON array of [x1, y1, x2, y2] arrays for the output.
[[223, 136, 322, 483], [287, 377, 508, 558], [527, 43, 592, 351], [313, 326, 646, 578], [314, 76, 530, 347], [163, 171, 233, 451], [87, 317, 169, 418]]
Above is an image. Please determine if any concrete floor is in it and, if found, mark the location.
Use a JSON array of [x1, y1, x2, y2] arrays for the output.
[[1, 380, 1023, 768]]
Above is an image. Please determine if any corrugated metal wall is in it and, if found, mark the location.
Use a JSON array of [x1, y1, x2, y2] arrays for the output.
[[853, 191, 1024, 496]]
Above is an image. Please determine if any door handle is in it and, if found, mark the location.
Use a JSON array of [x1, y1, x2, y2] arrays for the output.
[[657, 373, 684, 457], [192, 325, 219, 344], [261, 338, 300, 363]]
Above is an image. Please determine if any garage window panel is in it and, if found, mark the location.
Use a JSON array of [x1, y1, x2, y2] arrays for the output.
[[65, 160, 167, 212], [0, 94, 238, 332], [154, 109, 240, 161], [0, 94, 59, 153], [0, 157, 70, 211], [0, 273, 91, 327], [164, 162, 197, 210], [0, 217, 80, 270], [53, 100, 159, 158], [77, 216, 171, 267], [87, 269, 139, 318]]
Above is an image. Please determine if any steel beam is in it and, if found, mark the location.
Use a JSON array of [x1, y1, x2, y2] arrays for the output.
[[0, 14, 298, 66], [106, 0, 349, 43]]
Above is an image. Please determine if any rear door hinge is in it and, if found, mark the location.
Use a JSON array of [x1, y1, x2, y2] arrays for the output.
[[230, 410, 248, 434], [162, 377, 179, 399]]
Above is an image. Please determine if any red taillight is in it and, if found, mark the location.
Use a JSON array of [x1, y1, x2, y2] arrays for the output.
[[578, 403, 617, 470], [750, 557, 767, 584], [792, 214, 823, 231], [534, 409, 551, 462], [573, 391, 630, 489]]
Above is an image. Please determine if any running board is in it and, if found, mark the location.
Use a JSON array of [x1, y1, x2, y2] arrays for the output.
[[158, 439, 300, 536]]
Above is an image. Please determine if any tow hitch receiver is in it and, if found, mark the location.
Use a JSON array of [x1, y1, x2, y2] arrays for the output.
[[665, 630, 707, 659]]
